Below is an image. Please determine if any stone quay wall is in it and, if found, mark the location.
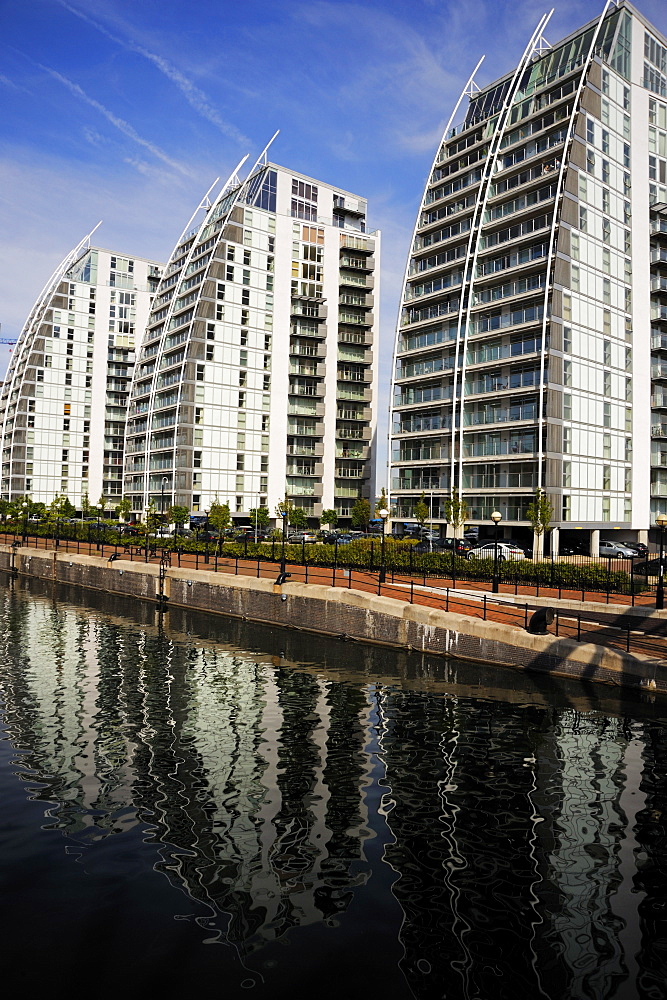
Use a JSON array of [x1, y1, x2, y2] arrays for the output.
[[1, 544, 665, 695]]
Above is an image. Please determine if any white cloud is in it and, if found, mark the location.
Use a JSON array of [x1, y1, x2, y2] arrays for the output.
[[39, 64, 195, 177], [55, 0, 249, 145]]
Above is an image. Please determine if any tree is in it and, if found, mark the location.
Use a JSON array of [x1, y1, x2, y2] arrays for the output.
[[116, 496, 132, 523], [98, 494, 108, 518], [526, 487, 553, 560], [208, 500, 231, 534], [375, 488, 388, 516], [168, 504, 190, 535], [275, 496, 294, 521], [144, 500, 162, 533], [289, 507, 308, 530], [351, 497, 371, 530], [81, 491, 91, 519], [414, 492, 429, 527], [60, 496, 76, 519], [248, 506, 270, 531], [444, 488, 468, 536], [320, 508, 338, 530]]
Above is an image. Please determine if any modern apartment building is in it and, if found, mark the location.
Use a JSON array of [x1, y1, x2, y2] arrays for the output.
[[0, 232, 161, 506], [124, 149, 379, 525], [390, 0, 666, 554]]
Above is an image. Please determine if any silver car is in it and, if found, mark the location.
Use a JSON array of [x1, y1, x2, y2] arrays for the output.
[[468, 542, 527, 562], [598, 540, 636, 558]]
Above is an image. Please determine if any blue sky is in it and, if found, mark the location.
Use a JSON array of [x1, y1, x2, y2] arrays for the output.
[[1, 0, 666, 456]]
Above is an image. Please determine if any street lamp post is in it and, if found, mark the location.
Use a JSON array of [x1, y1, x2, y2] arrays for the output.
[[204, 508, 210, 564], [656, 513, 667, 609], [277, 511, 289, 584], [22, 501, 28, 543], [161, 477, 168, 521], [255, 495, 259, 545], [379, 507, 388, 584], [491, 510, 502, 594]]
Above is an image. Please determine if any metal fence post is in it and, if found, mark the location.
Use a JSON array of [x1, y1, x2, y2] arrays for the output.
[[483, 594, 487, 620], [410, 580, 414, 603]]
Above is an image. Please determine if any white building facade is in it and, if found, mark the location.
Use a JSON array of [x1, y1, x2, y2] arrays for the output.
[[124, 152, 379, 525], [390, 0, 667, 554], [0, 233, 161, 506]]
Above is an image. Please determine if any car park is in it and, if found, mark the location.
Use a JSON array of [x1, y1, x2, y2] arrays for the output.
[[468, 542, 527, 562], [598, 540, 636, 558]]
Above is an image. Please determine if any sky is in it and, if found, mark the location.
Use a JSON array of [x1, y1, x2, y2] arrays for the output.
[[1, 0, 666, 462]]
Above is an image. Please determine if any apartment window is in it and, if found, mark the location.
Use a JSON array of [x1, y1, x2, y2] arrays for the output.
[[216, 304, 224, 320], [602, 219, 611, 244], [570, 232, 579, 260], [602, 188, 610, 214], [604, 371, 611, 396], [242, 289, 250, 306], [562, 496, 571, 521], [602, 497, 610, 521], [563, 293, 571, 321], [625, 288, 632, 311], [260, 456, 268, 473], [625, 438, 632, 462], [579, 174, 588, 201], [587, 119, 595, 144], [571, 265, 580, 291], [624, 230, 631, 253], [65, 373, 72, 385], [603, 465, 611, 490], [625, 347, 632, 371], [563, 393, 572, 419], [239, 370, 247, 387], [623, 144, 630, 169], [242, 269, 250, 286], [563, 462, 571, 487], [63, 418, 70, 431], [601, 129, 609, 154], [602, 69, 609, 95], [240, 330, 248, 347], [602, 248, 611, 273], [196, 365, 205, 382], [264, 335, 272, 351], [563, 360, 572, 386], [244, 230, 252, 247], [236, 496, 243, 511], [263, 354, 270, 370], [563, 327, 572, 353], [236, 454, 244, 471], [603, 402, 611, 428], [601, 99, 610, 125], [243, 250, 251, 265], [65, 358, 73, 371], [625, 407, 632, 432], [85, 376, 92, 388], [602, 278, 611, 304], [217, 283, 225, 300], [604, 339, 611, 365], [603, 434, 611, 459], [624, 201, 631, 225], [227, 245, 235, 261], [262, 415, 269, 431], [623, 86, 630, 111], [586, 149, 595, 174], [263, 374, 271, 391], [238, 392, 245, 408], [579, 206, 588, 231], [241, 309, 249, 326], [626, 377, 632, 402], [602, 159, 610, 184], [563, 428, 571, 453], [206, 345, 214, 361], [625, 468, 632, 492], [226, 265, 234, 281]]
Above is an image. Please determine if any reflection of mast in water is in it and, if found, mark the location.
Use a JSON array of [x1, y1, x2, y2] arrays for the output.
[[380, 694, 558, 998]]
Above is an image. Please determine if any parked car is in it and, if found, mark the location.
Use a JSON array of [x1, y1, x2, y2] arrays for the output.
[[634, 557, 667, 575], [197, 529, 220, 542], [288, 531, 318, 543], [598, 540, 636, 559], [468, 542, 527, 562], [171, 526, 193, 537], [623, 541, 649, 558], [335, 533, 354, 545], [319, 531, 338, 544], [560, 541, 589, 556], [414, 537, 472, 556]]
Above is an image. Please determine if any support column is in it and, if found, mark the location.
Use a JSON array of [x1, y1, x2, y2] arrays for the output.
[[638, 528, 648, 546], [590, 529, 600, 558], [551, 526, 560, 558]]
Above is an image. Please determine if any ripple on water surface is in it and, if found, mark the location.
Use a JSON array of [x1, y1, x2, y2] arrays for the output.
[[1, 577, 667, 1000]]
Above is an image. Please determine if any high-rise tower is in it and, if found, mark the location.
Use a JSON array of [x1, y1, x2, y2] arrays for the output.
[[390, 0, 666, 556], [0, 230, 161, 506], [124, 146, 379, 526]]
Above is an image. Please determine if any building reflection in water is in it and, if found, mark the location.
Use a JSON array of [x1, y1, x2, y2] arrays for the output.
[[1, 580, 667, 998]]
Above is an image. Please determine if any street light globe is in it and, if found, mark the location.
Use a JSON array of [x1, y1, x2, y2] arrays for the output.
[[379, 508, 388, 520], [657, 513, 667, 529], [491, 510, 503, 525]]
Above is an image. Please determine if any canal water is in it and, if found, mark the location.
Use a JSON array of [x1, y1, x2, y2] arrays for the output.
[[1, 576, 667, 1000]]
